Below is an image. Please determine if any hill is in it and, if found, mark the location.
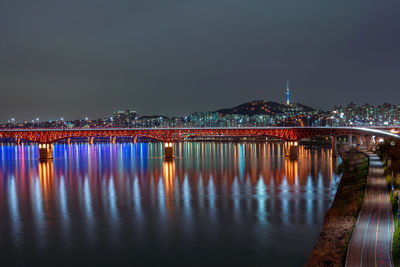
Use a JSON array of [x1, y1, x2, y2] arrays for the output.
[[215, 100, 315, 116]]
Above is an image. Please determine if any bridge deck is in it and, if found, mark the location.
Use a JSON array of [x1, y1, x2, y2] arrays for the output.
[[0, 127, 398, 143]]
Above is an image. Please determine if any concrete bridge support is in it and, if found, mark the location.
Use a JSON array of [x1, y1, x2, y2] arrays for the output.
[[348, 134, 353, 146], [365, 136, 377, 151], [331, 135, 338, 157], [286, 141, 299, 158], [365, 136, 376, 151], [164, 142, 175, 159], [88, 137, 94, 144], [372, 137, 380, 151], [39, 143, 53, 160], [356, 135, 362, 147], [365, 136, 372, 151]]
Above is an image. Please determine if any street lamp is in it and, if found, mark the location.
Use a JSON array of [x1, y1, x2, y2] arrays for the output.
[[9, 118, 15, 128], [36, 118, 39, 128], [391, 141, 396, 195]]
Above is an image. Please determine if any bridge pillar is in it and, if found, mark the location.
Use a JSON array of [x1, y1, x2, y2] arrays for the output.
[[88, 137, 94, 144], [372, 137, 379, 151], [39, 143, 53, 160], [348, 134, 353, 145], [134, 137, 137, 143], [16, 138, 21, 146], [355, 135, 362, 147], [331, 135, 338, 157], [164, 142, 175, 159], [365, 136, 372, 151], [67, 138, 71, 145], [285, 141, 299, 158]]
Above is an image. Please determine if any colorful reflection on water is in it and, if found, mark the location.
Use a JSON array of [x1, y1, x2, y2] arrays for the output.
[[0, 142, 340, 266]]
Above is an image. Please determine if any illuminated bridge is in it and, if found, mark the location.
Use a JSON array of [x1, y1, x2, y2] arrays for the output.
[[0, 127, 399, 160]]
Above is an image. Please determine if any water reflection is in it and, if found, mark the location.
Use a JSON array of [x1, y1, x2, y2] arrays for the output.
[[256, 176, 268, 226], [8, 175, 21, 246], [83, 175, 94, 245], [58, 175, 70, 245], [0, 142, 340, 266]]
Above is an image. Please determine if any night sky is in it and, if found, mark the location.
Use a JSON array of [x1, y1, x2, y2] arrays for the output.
[[1, 0, 399, 122]]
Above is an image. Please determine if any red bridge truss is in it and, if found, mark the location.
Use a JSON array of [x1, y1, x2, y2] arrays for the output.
[[0, 127, 398, 144]]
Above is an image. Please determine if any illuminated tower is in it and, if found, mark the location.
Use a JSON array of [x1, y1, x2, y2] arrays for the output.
[[286, 80, 290, 105]]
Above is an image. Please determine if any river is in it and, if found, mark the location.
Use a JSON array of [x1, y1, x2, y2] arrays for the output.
[[0, 142, 340, 266]]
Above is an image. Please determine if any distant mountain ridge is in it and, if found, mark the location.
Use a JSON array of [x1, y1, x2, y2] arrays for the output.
[[215, 100, 315, 116]]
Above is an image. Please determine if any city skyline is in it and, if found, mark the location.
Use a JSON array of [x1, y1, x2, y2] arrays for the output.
[[3, 98, 400, 128], [2, 82, 400, 122], [2, 82, 400, 123]]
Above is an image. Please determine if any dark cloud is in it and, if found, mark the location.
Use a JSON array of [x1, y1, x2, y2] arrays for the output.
[[0, 0, 399, 122]]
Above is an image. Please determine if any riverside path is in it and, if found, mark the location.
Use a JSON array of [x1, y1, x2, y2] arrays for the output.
[[346, 153, 394, 267]]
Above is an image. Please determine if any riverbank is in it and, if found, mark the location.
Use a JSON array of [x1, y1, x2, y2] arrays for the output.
[[379, 138, 400, 266], [305, 148, 369, 267], [386, 171, 399, 266], [388, 190, 400, 266]]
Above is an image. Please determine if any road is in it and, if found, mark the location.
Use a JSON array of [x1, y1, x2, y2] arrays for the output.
[[346, 152, 394, 267]]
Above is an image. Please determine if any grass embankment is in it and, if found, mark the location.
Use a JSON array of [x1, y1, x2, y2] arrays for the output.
[[305, 149, 369, 267], [379, 138, 400, 266], [388, 189, 400, 267], [385, 172, 400, 267]]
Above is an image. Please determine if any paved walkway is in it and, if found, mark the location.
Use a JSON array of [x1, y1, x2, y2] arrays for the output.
[[346, 152, 394, 267]]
